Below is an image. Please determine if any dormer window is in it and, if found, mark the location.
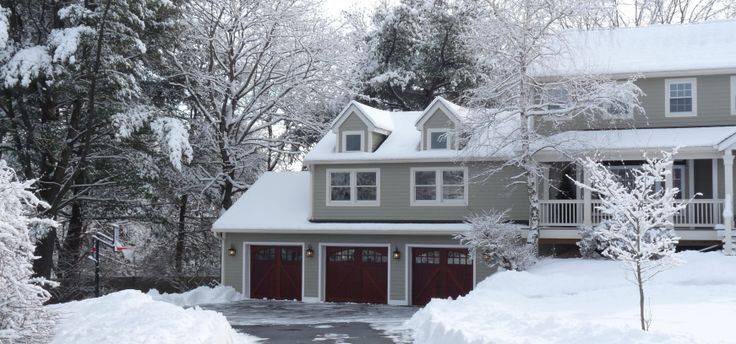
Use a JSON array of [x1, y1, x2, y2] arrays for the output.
[[428, 128, 451, 150], [342, 131, 364, 152]]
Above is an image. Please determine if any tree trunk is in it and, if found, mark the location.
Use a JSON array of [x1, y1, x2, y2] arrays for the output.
[[174, 194, 188, 274], [636, 262, 648, 331]]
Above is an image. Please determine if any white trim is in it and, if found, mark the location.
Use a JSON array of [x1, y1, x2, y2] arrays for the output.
[[317, 243, 392, 303], [665, 78, 697, 117], [404, 244, 477, 306], [341, 130, 365, 152], [331, 102, 391, 135], [414, 97, 463, 130], [302, 297, 320, 303], [426, 128, 453, 150], [220, 232, 226, 285], [410, 167, 469, 206], [731, 76, 736, 115], [325, 168, 380, 207], [242, 241, 306, 301], [713, 158, 719, 199]]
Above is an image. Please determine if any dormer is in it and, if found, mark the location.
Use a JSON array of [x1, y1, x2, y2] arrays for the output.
[[331, 101, 393, 153], [415, 97, 466, 150]]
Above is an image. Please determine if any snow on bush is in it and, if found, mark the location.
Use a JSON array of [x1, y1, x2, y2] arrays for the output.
[[0, 160, 58, 343], [406, 251, 736, 344], [49, 290, 259, 344], [457, 211, 536, 271], [148, 285, 244, 307]]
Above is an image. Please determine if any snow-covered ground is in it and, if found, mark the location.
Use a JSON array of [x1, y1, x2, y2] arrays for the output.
[[406, 251, 736, 344], [49, 289, 260, 344], [148, 285, 245, 307]]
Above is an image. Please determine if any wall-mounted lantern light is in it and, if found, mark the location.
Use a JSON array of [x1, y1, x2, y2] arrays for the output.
[[392, 248, 401, 260], [227, 246, 237, 256], [305, 246, 315, 258]]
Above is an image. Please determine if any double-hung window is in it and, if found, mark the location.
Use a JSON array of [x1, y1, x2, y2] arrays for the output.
[[410, 167, 468, 206], [327, 169, 379, 206], [665, 78, 697, 117]]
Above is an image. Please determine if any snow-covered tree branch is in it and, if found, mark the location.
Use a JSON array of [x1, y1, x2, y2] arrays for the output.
[[459, 0, 644, 242], [457, 210, 536, 271], [0, 160, 59, 343]]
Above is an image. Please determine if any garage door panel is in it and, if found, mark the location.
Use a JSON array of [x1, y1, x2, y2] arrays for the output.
[[250, 245, 302, 301], [326, 246, 388, 304], [412, 247, 473, 306]]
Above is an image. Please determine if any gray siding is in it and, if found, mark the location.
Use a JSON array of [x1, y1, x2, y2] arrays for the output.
[[337, 112, 368, 152], [222, 233, 496, 303], [546, 74, 736, 131], [313, 162, 529, 222], [421, 109, 456, 150]]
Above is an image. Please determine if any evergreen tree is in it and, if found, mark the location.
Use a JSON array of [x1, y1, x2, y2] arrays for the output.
[[360, 0, 479, 110]]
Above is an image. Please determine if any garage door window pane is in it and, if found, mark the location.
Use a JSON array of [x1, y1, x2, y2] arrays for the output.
[[329, 249, 355, 262], [448, 251, 472, 265], [255, 247, 275, 261], [415, 250, 440, 264], [362, 249, 387, 263], [281, 249, 302, 262]]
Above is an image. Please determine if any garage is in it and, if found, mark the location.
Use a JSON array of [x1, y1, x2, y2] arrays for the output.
[[411, 247, 473, 306], [250, 245, 302, 300], [325, 246, 388, 304]]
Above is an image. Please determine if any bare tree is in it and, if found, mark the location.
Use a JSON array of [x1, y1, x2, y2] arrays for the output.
[[169, 0, 351, 210], [573, 151, 689, 331]]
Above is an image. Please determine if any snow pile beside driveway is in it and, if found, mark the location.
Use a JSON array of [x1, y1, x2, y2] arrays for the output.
[[50, 290, 259, 344], [148, 285, 244, 307], [406, 251, 736, 344]]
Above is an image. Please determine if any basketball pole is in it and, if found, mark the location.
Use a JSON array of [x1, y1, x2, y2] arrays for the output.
[[95, 239, 100, 297]]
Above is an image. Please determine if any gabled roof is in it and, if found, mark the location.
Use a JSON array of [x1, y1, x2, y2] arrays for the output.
[[414, 97, 469, 130], [536, 19, 736, 77], [211, 172, 468, 234], [330, 101, 395, 134]]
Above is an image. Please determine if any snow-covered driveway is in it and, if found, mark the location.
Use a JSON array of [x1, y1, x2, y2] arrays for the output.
[[203, 299, 418, 343]]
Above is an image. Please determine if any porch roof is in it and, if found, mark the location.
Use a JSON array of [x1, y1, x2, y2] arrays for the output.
[[537, 126, 736, 160], [211, 171, 468, 234]]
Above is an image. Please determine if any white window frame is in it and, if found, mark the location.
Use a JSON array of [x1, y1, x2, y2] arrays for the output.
[[665, 78, 697, 117], [426, 128, 452, 150], [341, 130, 364, 152], [410, 167, 468, 206], [326, 168, 380, 206], [731, 75, 736, 115]]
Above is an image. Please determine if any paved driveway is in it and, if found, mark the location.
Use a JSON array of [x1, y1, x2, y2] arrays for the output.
[[204, 299, 418, 343]]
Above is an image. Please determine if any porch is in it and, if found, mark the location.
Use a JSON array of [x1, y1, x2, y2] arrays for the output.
[[533, 125, 736, 254]]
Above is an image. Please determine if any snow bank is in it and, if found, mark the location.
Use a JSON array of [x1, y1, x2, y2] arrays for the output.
[[407, 251, 736, 344], [50, 290, 259, 344], [148, 285, 245, 307]]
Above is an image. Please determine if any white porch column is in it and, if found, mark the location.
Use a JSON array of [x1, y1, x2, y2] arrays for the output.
[[712, 158, 719, 199], [542, 165, 550, 200], [666, 163, 674, 228], [723, 151, 734, 255], [688, 160, 695, 229], [583, 167, 592, 227]]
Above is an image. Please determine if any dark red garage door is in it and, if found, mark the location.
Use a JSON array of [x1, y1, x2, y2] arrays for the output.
[[412, 247, 473, 306], [250, 245, 302, 300], [325, 246, 388, 304]]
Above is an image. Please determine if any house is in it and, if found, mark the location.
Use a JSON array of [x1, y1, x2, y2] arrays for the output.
[[212, 20, 736, 306]]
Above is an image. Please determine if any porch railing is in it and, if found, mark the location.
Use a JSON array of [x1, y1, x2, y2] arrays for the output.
[[539, 199, 724, 228]]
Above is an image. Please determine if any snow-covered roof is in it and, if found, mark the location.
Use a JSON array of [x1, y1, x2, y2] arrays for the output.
[[211, 172, 468, 234], [540, 126, 736, 154], [538, 20, 736, 77], [330, 101, 396, 133]]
